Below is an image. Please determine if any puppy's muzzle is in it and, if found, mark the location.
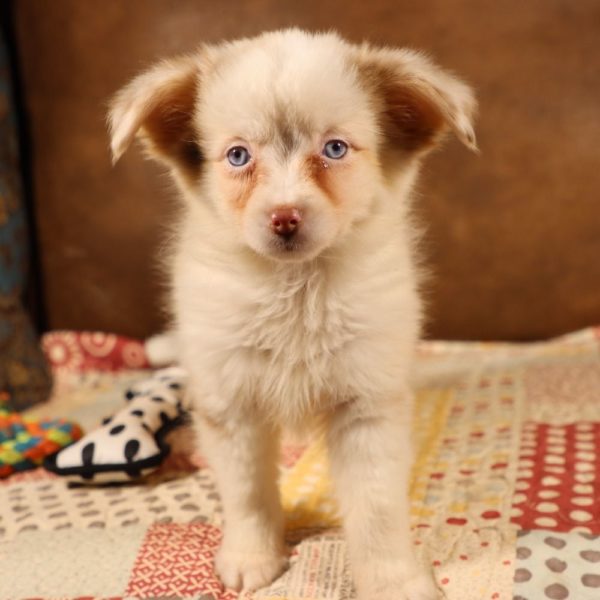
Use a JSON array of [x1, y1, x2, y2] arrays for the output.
[[270, 207, 302, 240]]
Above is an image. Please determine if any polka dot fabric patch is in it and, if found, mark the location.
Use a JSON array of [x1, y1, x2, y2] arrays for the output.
[[512, 423, 600, 533], [513, 530, 600, 599]]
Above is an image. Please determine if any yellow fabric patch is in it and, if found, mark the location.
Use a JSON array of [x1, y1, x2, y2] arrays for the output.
[[280, 388, 453, 530], [280, 435, 338, 530]]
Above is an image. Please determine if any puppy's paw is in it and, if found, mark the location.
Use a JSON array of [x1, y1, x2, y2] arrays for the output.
[[215, 547, 287, 592], [401, 570, 440, 600]]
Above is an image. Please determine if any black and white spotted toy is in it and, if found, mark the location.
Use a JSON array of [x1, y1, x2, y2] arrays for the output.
[[44, 367, 189, 483]]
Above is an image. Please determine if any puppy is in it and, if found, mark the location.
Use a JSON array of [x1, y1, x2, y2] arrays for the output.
[[109, 29, 476, 600]]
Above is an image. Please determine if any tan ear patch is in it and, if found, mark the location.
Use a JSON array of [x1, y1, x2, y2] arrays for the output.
[[354, 47, 477, 155], [108, 56, 203, 181], [378, 74, 447, 152], [140, 72, 203, 174]]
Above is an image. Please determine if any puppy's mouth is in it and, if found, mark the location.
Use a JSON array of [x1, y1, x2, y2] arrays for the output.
[[268, 233, 308, 258]]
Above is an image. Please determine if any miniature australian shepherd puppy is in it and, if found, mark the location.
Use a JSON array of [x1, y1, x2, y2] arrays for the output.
[[109, 29, 476, 600]]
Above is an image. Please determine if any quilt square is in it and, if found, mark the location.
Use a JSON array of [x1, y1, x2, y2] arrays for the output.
[[513, 530, 600, 599], [512, 423, 600, 533], [0, 526, 146, 598], [125, 522, 237, 599]]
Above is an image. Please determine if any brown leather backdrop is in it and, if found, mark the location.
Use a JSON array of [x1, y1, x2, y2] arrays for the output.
[[12, 0, 600, 341]]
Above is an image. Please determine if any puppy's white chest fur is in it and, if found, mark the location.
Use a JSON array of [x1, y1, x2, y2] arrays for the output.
[[176, 261, 344, 421], [232, 264, 360, 410], [174, 215, 420, 426], [238, 265, 348, 363]]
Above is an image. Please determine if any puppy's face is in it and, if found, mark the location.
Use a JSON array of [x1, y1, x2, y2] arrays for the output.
[[198, 35, 384, 262], [110, 30, 476, 262]]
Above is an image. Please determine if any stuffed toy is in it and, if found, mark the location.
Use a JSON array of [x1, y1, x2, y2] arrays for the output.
[[44, 367, 189, 483]]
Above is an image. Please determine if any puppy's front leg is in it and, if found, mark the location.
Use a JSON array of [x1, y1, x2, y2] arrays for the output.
[[327, 395, 438, 600], [196, 412, 287, 592]]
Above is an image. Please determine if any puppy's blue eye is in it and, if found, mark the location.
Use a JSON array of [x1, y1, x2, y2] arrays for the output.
[[227, 146, 251, 167], [323, 140, 348, 159]]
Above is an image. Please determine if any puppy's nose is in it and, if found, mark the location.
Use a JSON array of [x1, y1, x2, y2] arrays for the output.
[[270, 207, 302, 238]]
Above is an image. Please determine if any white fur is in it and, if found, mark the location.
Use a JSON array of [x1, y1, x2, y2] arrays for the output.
[[110, 29, 476, 600], [144, 332, 178, 366]]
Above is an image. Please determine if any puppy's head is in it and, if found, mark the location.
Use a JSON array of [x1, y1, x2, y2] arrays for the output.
[[109, 30, 476, 262]]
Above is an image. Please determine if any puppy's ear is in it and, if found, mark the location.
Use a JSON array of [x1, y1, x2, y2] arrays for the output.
[[355, 46, 477, 154], [108, 55, 202, 174]]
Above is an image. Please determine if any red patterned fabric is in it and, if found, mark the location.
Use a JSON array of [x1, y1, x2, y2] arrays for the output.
[[512, 422, 600, 533], [126, 523, 238, 599], [42, 331, 150, 372]]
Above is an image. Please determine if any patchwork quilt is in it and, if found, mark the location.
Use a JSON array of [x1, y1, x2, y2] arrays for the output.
[[1, 328, 600, 600]]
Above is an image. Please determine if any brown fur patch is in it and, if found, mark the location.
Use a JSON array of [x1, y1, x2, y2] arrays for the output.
[[230, 164, 259, 211], [355, 61, 446, 154], [273, 111, 299, 157], [271, 103, 310, 158], [140, 68, 203, 183], [381, 81, 445, 152], [305, 155, 342, 206]]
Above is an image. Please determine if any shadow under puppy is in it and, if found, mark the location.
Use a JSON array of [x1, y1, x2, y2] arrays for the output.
[[109, 29, 476, 600]]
